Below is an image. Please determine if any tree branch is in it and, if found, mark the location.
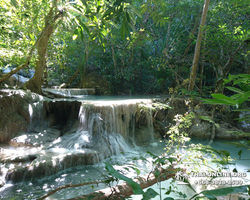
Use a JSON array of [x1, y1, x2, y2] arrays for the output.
[[0, 11, 64, 84], [36, 179, 109, 200]]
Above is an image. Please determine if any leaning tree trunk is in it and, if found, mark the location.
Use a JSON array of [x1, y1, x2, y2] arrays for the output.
[[25, 28, 53, 94], [24, 5, 62, 94], [188, 0, 210, 92], [0, 25, 52, 84]]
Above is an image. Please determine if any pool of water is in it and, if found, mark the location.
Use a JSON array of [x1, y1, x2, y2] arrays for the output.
[[1, 138, 249, 200]]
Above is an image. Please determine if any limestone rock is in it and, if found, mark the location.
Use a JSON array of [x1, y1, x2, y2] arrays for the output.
[[0, 178, 4, 187], [189, 122, 211, 138], [2, 154, 37, 163], [9, 129, 60, 147], [5, 149, 103, 182], [81, 72, 112, 95], [216, 122, 247, 140], [193, 104, 208, 116], [0, 89, 45, 142]]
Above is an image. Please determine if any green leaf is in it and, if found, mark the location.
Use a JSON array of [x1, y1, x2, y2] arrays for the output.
[[163, 198, 174, 200], [105, 162, 144, 194], [219, 150, 230, 157], [211, 94, 236, 105], [196, 147, 230, 157], [198, 116, 220, 128], [130, 166, 141, 176], [120, 21, 126, 40], [238, 83, 250, 92], [230, 93, 242, 100], [226, 86, 244, 94], [142, 188, 158, 200], [237, 74, 250, 79], [79, 21, 90, 36], [201, 185, 250, 199], [165, 186, 172, 195], [233, 109, 250, 112], [29, 33, 35, 41], [225, 142, 250, 148], [146, 151, 158, 159], [201, 99, 233, 105], [79, 28, 84, 41], [128, 4, 142, 18], [238, 149, 242, 159], [237, 90, 250, 105], [72, 34, 78, 40]]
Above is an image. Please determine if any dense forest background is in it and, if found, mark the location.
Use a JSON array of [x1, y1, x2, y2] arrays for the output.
[[0, 0, 249, 95]]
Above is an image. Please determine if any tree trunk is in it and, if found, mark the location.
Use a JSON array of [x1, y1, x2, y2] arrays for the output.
[[0, 23, 54, 84], [24, 5, 63, 94], [25, 26, 54, 94], [111, 44, 117, 74], [67, 68, 80, 86], [188, 0, 210, 92], [182, 10, 202, 60], [199, 31, 206, 92]]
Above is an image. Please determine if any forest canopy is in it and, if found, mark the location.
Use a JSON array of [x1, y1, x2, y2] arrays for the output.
[[0, 0, 249, 95]]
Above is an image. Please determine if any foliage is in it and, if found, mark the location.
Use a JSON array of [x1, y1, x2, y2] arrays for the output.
[[1, 0, 249, 94], [190, 185, 250, 200], [201, 74, 250, 121], [105, 162, 144, 194], [165, 112, 194, 153]]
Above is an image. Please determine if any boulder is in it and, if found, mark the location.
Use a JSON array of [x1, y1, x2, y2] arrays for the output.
[[189, 122, 211, 138], [216, 122, 247, 140], [0, 89, 45, 142], [81, 72, 112, 95]]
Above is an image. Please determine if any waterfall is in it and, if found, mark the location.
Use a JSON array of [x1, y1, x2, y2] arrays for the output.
[[27, 101, 44, 132], [42, 88, 95, 97], [49, 100, 155, 164], [2, 97, 156, 182]]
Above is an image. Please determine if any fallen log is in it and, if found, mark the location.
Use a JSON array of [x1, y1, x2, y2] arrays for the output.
[[68, 167, 184, 200]]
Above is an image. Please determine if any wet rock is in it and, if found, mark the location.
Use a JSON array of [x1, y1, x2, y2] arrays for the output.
[[5, 149, 101, 182], [153, 120, 169, 137], [0, 178, 4, 187], [9, 129, 60, 147], [4, 75, 29, 87], [190, 122, 211, 138], [216, 122, 246, 140], [3, 154, 37, 163], [0, 89, 45, 142]]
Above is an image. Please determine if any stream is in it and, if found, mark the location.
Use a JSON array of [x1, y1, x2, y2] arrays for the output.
[[0, 91, 250, 200], [1, 138, 250, 200]]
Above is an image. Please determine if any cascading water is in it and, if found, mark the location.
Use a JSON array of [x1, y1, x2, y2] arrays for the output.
[[49, 100, 154, 163], [27, 101, 44, 132], [42, 88, 95, 98], [0, 96, 156, 184]]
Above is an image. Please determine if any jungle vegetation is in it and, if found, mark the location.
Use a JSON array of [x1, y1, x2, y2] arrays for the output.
[[0, 0, 249, 96]]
